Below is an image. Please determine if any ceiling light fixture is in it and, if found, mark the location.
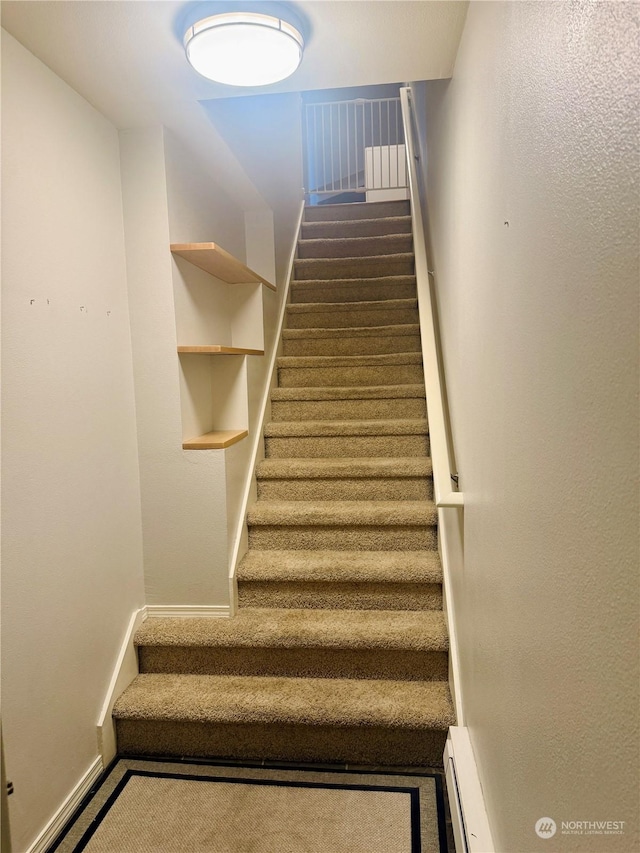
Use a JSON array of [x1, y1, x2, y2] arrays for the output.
[[184, 11, 304, 87]]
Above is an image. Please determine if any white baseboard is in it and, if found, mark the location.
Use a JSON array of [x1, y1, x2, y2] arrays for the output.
[[26, 756, 103, 853], [444, 727, 494, 853], [145, 605, 230, 618], [96, 606, 147, 765], [438, 507, 465, 725]]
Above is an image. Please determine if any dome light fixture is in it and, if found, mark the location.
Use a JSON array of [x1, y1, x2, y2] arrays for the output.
[[184, 11, 304, 87]]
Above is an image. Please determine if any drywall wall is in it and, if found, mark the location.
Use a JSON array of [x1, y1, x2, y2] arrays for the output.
[[1, 30, 145, 851], [119, 126, 231, 606], [201, 92, 304, 284], [119, 126, 283, 607], [418, 2, 639, 850], [227, 210, 282, 575], [166, 128, 283, 597], [164, 127, 251, 445]]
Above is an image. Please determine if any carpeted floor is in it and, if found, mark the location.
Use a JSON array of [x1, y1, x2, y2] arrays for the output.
[[49, 758, 449, 853]]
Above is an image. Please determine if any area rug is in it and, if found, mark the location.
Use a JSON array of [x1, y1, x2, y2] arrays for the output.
[[50, 758, 447, 852]]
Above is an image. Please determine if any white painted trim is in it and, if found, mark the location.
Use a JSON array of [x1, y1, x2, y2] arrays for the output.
[[227, 200, 306, 594], [439, 508, 465, 725], [228, 571, 239, 618], [437, 491, 464, 508], [400, 86, 463, 510], [400, 85, 465, 725], [96, 606, 147, 765], [145, 605, 230, 618], [26, 756, 103, 853], [445, 748, 468, 853], [444, 727, 495, 853]]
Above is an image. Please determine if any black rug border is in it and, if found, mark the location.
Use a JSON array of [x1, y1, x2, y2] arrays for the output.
[[48, 755, 447, 853], [115, 752, 446, 781]]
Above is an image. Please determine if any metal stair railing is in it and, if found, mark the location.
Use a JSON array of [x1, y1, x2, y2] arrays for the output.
[[303, 97, 408, 202]]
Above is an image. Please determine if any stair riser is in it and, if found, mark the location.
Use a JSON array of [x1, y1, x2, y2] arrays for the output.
[[286, 307, 418, 329], [298, 235, 413, 259], [295, 255, 414, 280], [257, 477, 433, 502], [304, 200, 411, 222], [138, 647, 447, 681], [278, 364, 424, 388], [282, 333, 421, 356], [290, 282, 417, 304], [248, 524, 437, 551], [238, 581, 442, 611], [116, 719, 447, 766], [271, 398, 427, 421], [264, 434, 430, 458], [301, 218, 412, 239]]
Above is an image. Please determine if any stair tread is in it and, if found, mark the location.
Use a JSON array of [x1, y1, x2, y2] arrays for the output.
[[282, 324, 419, 339], [304, 201, 411, 222], [278, 352, 422, 369], [291, 276, 415, 288], [237, 550, 442, 583], [286, 297, 417, 314], [294, 257, 415, 282], [134, 608, 447, 651], [298, 235, 413, 257], [247, 500, 437, 527], [302, 216, 412, 230], [113, 673, 454, 730], [299, 234, 410, 243], [270, 385, 425, 401], [264, 418, 428, 437], [296, 251, 414, 260], [256, 457, 432, 480]]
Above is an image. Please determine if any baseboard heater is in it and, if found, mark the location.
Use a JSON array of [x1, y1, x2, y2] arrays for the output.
[[444, 727, 495, 853]]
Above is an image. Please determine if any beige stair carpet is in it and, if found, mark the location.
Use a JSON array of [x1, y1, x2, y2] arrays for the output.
[[290, 276, 419, 305], [114, 199, 455, 767]]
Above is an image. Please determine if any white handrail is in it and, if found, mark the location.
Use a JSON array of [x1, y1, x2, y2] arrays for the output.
[[399, 87, 463, 510]]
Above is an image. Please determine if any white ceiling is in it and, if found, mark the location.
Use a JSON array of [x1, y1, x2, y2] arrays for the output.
[[1, 0, 468, 207]]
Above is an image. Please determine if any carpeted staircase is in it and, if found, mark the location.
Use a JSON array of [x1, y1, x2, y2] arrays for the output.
[[114, 199, 456, 766]]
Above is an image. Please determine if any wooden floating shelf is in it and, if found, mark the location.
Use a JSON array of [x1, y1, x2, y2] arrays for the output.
[[171, 243, 276, 291], [183, 429, 248, 450], [177, 346, 264, 355]]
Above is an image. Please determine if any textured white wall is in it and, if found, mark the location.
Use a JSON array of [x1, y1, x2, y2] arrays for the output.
[[419, 3, 639, 851], [167, 126, 244, 351], [201, 93, 304, 285], [226, 211, 284, 572], [1, 31, 145, 851], [119, 127, 232, 606]]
